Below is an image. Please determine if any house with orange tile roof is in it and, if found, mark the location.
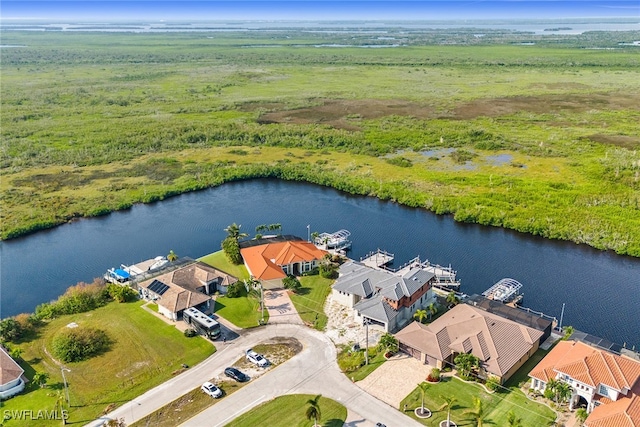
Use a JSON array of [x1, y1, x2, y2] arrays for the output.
[[139, 261, 238, 321], [529, 340, 640, 427], [0, 346, 25, 399], [395, 303, 544, 383], [240, 239, 328, 289]]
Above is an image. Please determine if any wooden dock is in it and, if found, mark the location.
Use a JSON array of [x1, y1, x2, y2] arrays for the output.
[[360, 249, 394, 269]]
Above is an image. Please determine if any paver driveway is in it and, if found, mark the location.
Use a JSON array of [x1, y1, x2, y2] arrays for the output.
[[356, 352, 431, 409]]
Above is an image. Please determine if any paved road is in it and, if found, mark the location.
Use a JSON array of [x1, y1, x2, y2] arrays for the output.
[[88, 324, 422, 427]]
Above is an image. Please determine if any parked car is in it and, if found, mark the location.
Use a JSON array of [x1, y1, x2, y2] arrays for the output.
[[224, 367, 249, 382], [246, 349, 269, 367], [200, 382, 223, 398]]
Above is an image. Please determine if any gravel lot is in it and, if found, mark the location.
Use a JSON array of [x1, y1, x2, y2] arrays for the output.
[[324, 293, 384, 348]]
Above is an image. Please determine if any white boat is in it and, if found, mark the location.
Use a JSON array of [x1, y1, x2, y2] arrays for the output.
[[315, 229, 352, 251], [104, 256, 169, 284]]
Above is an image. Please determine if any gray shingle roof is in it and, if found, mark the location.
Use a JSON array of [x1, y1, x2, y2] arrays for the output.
[[354, 294, 399, 322], [334, 261, 435, 325]]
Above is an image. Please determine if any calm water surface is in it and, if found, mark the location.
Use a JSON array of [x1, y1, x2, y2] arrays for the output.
[[1, 179, 638, 347]]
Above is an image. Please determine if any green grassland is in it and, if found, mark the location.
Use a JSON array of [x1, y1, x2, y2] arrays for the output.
[[401, 376, 556, 427], [1, 29, 639, 255], [0, 301, 215, 426], [226, 394, 347, 427], [290, 275, 334, 330]]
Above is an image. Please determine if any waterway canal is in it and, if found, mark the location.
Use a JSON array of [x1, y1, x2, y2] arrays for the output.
[[1, 179, 638, 348]]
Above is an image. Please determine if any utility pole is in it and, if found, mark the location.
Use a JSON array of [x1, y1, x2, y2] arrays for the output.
[[364, 319, 369, 366], [559, 302, 566, 331], [307, 224, 310, 242], [260, 282, 265, 324], [61, 367, 71, 405]]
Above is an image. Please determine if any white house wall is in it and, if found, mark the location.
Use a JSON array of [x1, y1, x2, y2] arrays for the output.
[[331, 289, 355, 308], [0, 378, 25, 399], [158, 305, 177, 321]]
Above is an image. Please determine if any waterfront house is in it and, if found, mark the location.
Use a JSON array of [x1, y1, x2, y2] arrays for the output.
[[331, 260, 436, 333], [240, 239, 328, 289], [0, 346, 25, 400], [529, 340, 640, 426], [139, 261, 238, 321], [466, 294, 554, 342], [395, 303, 544, 383]]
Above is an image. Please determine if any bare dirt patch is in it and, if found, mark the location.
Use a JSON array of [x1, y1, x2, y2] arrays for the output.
[[587, 133, 640, 149], [449, 93, 640, 120], [249, 99, 434, 131], [230, 337, 302, 379], [241, 94, 639, 129]]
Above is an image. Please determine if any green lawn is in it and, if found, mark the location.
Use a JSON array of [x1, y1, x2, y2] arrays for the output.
[[226, 394, 347, 427], [289, 275, 334, 330], [350, 349, 387, 382], [214, 285, 268, 328], [1, 301, 215, 426], [400, 376, 556, 427], [199, 250, 250, 280]]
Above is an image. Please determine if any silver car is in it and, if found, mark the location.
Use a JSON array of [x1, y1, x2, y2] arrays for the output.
[[201, 381, 223, 398]]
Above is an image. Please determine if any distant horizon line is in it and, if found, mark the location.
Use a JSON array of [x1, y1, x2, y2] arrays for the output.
[[3, 16, 639, 22]]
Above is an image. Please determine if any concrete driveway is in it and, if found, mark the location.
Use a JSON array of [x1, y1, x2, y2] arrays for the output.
[[357, 352, 431, 409], [88, 324, 423, 427], [264, 289, 303, 325]]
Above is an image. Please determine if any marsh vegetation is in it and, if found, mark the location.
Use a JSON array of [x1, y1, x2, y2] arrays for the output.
[[1, 28, 639, 255]]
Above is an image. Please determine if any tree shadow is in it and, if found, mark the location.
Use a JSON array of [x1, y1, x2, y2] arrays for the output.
[[323, 418, 347, 427], [294, 287, 312, 296]]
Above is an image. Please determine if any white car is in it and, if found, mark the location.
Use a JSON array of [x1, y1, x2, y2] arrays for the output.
[[201, 381, 223, 398], [246, 349, 268, 367]]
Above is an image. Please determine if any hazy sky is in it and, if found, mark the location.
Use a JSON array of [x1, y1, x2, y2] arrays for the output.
[[3, 1, 640, 22]]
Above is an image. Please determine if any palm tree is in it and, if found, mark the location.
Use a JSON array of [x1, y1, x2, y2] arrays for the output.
[[454, 353, 480, 379], [377, 333, 399, 355], [413, 309, 428, 324], [305, 394, 322, 427], [54, 390, 68, 425], [576, 408, 588, 425], [224, 223, 248, 240], [507, 410, 523, 427], [167, 250, 178, 262], [33, 371, 49, 388], [555, 381, 572, 406], [446, 291, 460, 306], [417, 382, 430, 416], [267, 223, 282, 235], [439, 395, 457, 427], [464, 397, 485, 427], [427, 302, 437, 320]]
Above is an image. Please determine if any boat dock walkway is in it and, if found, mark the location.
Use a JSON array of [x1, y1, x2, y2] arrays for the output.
[[360, 249, 394, 269]]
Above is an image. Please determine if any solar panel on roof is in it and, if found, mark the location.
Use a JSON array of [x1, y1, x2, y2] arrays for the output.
[[148, 279, 170, 295]]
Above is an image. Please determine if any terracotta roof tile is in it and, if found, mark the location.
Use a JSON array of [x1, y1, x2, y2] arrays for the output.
[[241, 241, 327, 281], [530, 340, 640, 393], [586, 395, 640, 427]]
